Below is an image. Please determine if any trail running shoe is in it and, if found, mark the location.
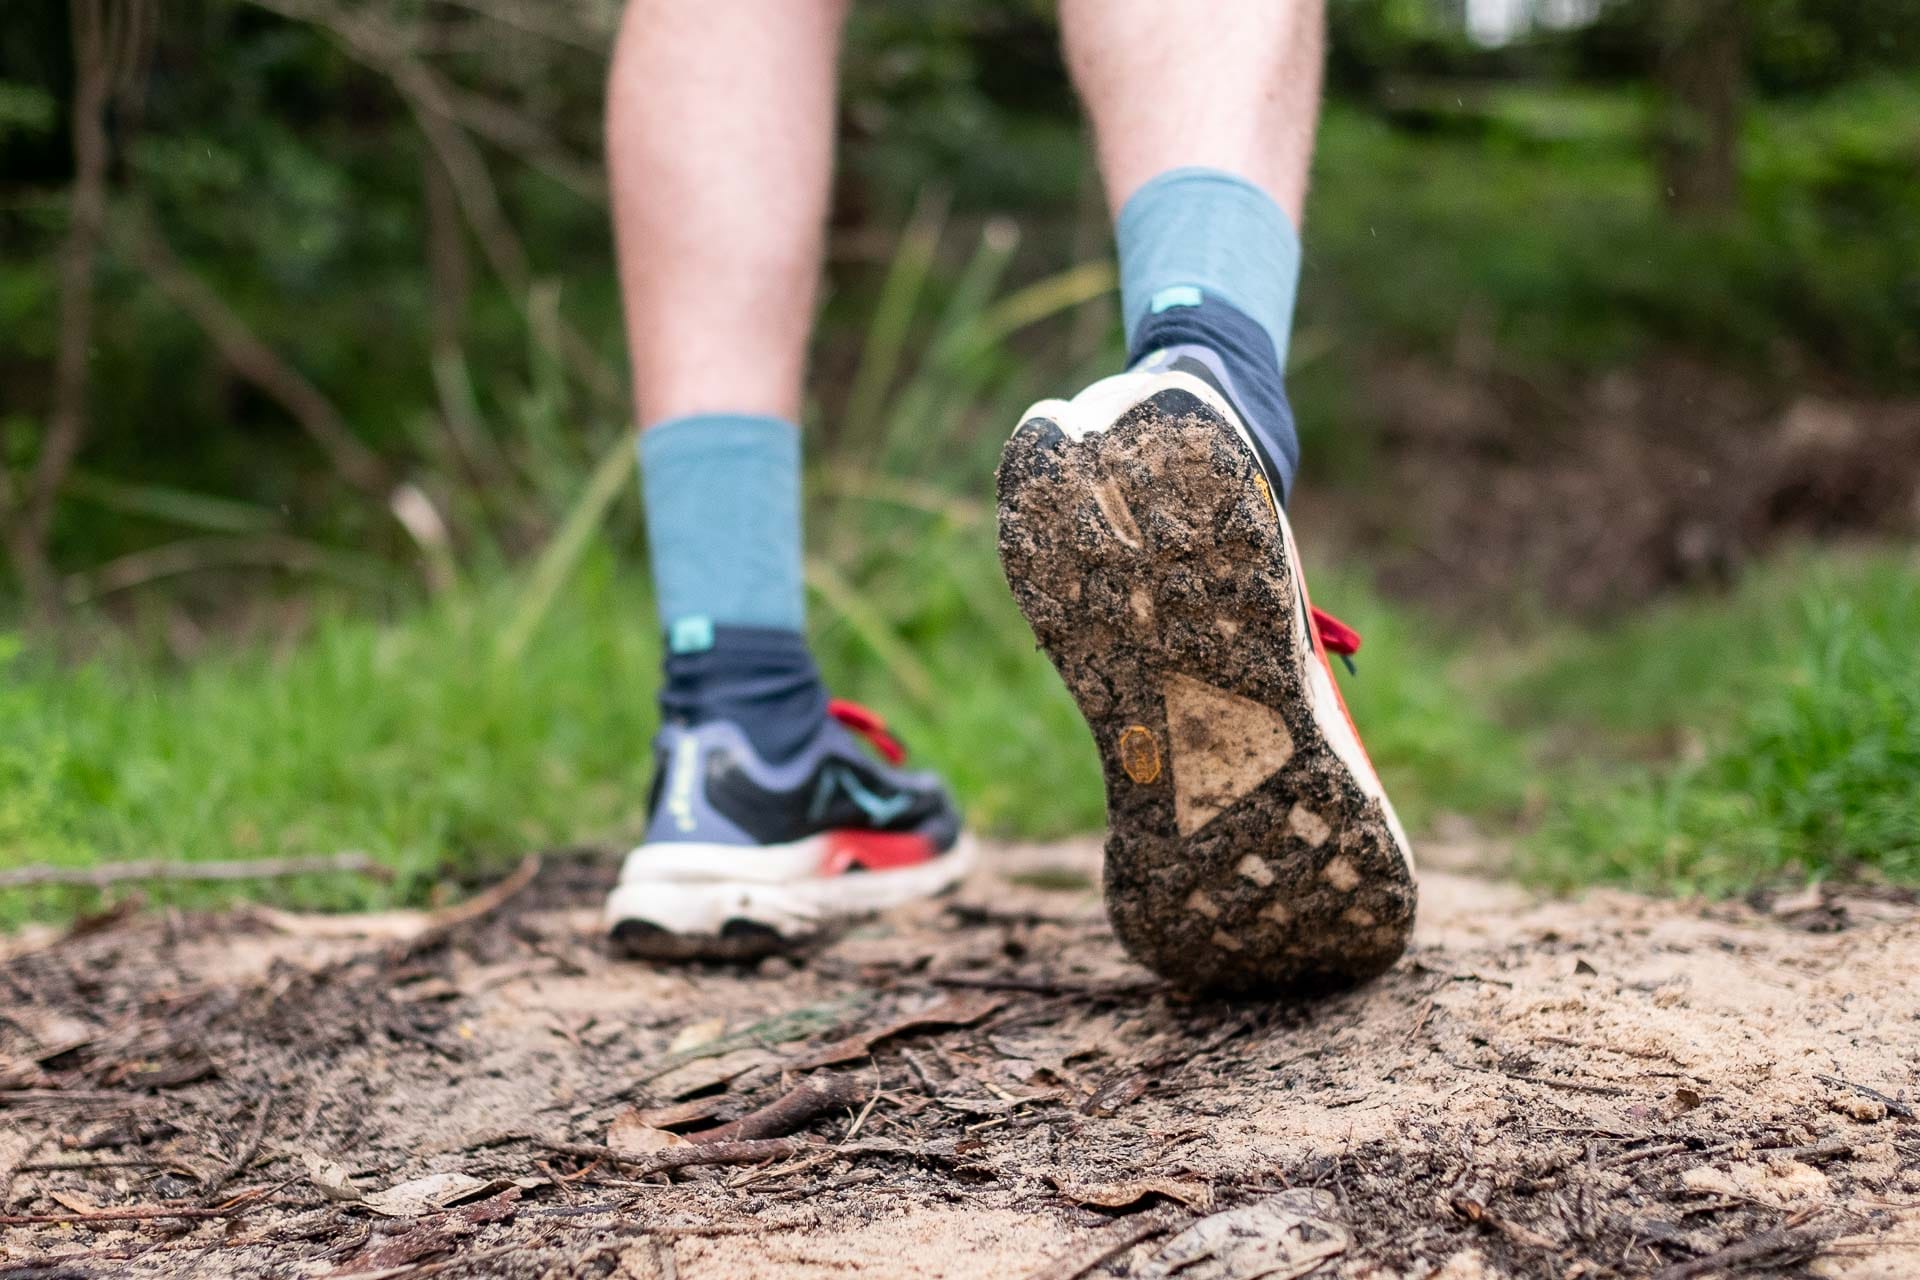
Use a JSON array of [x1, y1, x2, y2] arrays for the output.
[[995, 366, 1416, 993], [604, 699, 972, 960]]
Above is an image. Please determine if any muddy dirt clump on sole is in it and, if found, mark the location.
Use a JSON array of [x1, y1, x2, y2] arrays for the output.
[[996, 389, 1415, 993]]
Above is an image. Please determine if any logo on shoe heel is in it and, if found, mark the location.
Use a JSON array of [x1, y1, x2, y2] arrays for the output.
[[666, 734, 700, 833]]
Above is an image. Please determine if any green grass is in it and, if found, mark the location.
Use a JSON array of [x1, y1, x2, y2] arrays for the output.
[[1517, 551, 1920, 893], [0, 560, 661, 922], [0, 495, 1509, 923], [5, 543, 1917, 924]]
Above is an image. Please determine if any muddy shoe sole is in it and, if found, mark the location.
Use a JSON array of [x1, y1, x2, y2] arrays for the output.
[[995, 374, 1416, 994]]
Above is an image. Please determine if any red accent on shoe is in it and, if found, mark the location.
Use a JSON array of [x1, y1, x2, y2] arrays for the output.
[[1311, 607, 1361, 657], [819, 829, 939, 875], [826, 697, 907, 766], [1296, 573, 1378, 779]]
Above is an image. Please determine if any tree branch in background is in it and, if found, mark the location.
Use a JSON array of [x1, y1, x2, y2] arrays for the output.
[[62, 533, 394, 604], [241, 0, 625, 407], [431, 0, 614, 56], [4, 0, 147, 626], [1654, 0, 1744, 215], [124, 212, 466, 594], [124, 212, 393, 499], [0, 851, 393, 891]]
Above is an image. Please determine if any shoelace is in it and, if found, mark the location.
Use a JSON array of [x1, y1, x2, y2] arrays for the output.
[[827, 697, 907, 765], [1312, 606, 1362, 676]]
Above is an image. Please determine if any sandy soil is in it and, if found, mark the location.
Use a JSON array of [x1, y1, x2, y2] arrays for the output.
[[3, 840, 1916, 1279]]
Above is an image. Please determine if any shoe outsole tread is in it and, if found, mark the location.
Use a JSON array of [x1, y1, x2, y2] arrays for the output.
[[995, 391, 1416, 993]]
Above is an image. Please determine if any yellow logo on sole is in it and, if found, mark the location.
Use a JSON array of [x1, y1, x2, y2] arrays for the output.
[[1117, 725, 1162, 784]]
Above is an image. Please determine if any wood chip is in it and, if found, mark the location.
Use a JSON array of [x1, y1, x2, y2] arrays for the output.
[[363, 1172, 490, 1217], [791, 993, 1006, 1069], [652, 1048, 776, 1100], [667, 1018, 727, 1055], [1136, 1189, 1350, 1280], [608, 1110, 691, 1157], [1051, 1176, 1213, 1211], [304, 1154, 364, 1203], [629, 1096, 730, 1130]]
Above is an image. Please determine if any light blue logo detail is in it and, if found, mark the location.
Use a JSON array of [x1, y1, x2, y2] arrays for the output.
[[669, 614, 715, 654], [1150, 285, 1204, 313], [809, 765, 913, 824]]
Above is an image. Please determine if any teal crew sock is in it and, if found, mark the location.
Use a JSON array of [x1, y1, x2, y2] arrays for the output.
[[1116, 166, 1305, 500], [638, 414, 826, 761]]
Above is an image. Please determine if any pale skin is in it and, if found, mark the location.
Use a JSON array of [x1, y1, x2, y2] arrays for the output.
[[607, 0, 1326, 430]]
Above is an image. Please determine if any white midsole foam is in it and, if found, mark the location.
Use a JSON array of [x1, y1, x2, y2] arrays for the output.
[[603, 835, 977, 937], [619, 837, 828, 885]]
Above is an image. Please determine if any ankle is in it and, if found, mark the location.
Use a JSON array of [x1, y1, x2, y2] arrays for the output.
[[659, 625, 829, 763], [1129, 295, 1300, 504]]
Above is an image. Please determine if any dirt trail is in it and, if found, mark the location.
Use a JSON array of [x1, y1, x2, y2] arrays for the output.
[[3, 841, 1917, 1279]]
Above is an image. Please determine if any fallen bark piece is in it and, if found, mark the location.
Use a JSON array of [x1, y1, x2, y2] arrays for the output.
[[1082, 1070, 1151, 1117], [608, 1109, 691, 1156], [685, 1073, 866, 1145], [305, 1154, 365, 1203], [1049, 1176, 1213, 1212], [629, 1097, 730, 1130], [1025, 1206, 1190, 1280], [333, 1183, 527, 1272], [1136, 1189, 1350, 1280], [540, 1134, 942, 1178], [791, 993, 1006, 1069], [363, 1172, 490, 1217]]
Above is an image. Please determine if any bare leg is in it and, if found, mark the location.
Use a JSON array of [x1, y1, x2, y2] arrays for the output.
[[1059, 0, 1325, 222], [606, 0, 848, 427]]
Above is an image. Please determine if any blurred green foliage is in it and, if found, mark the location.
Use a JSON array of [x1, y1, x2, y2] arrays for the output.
[[3, 0, 1918, 612], [1524, 553, 1920, 892], [3, 0, 1920, 907]]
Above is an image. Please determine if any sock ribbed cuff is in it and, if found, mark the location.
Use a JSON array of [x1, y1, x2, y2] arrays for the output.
[[639, 414, 804, 646], [1114, 166, 1303, 370]]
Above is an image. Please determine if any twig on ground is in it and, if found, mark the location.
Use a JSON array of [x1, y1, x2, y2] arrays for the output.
[[1650, 1215, 1825, 1280], [403, 854, 542, 951], [930, 973, 1155, 999], [536, 1135, 938, 1178], [328, 1239, 532, 1280], [1503, 1071, 1630, 1098], [1601, 1142, 1691, 1168], [686, 1074, 866, 1146], [202, 1095, 274, 1200], [843, 1081, 883, 1142], [1024, 1206, 1189, 1280], [1815, 1072, 1915, 1119], [1399, 998, 1437, 1049], [0, 1182, 278, 1227], [0, 851, 392, 891]]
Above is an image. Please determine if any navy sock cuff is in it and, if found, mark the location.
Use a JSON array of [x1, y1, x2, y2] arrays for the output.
[[1130, 297, 1301, 503], [659, 624, 828, 763]]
